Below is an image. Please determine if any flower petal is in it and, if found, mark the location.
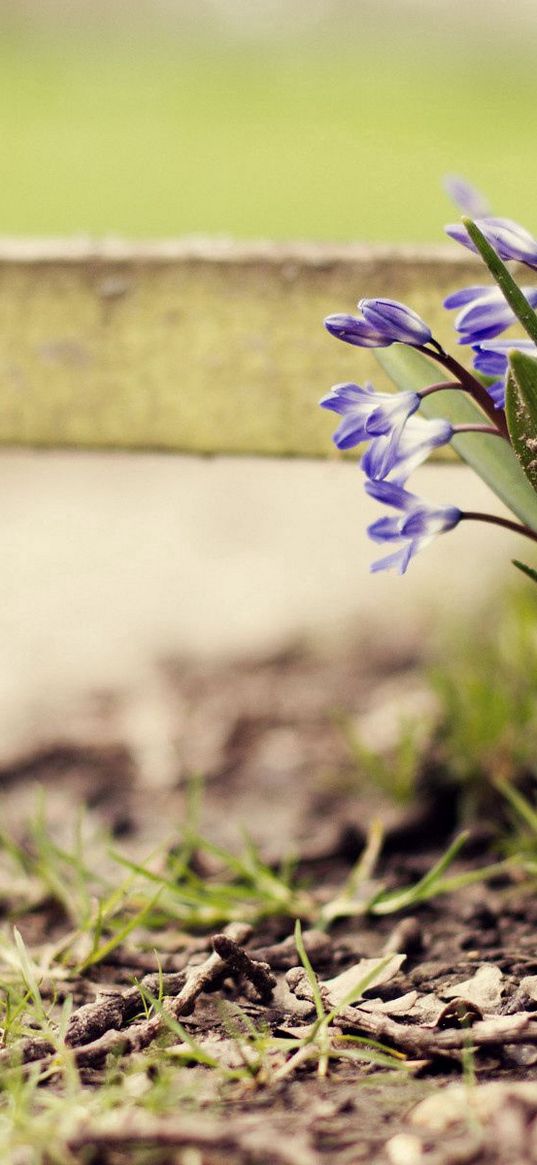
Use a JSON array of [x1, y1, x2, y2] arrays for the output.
[[444, 285, 491, 309], [359, 298, 432, 346], [446, 285, 537, 346], [319, 381, 376, 416], [365, 480, 461, 573], [320, 383, 420, 452], [324, 314, 390, 347], [446, 216, 537, 269], [364, 479, 419, 511], [363, 417, 453, 484], [370, 543, 415, 575], [443, 175, 491, 218]]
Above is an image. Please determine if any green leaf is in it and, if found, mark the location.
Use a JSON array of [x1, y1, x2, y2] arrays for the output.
[[376, 344, 537, 534], [506, 350, 537, 493], [512, 559, 537, 584], [368, 832, 470, 915], [463, 218, 537, 346]]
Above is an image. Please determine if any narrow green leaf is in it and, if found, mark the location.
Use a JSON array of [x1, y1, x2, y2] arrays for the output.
[[13, 927, 44, 1014], [512, 559, 537, 584], [495, 776, 537, 836], [463, 218, 537, 346], [294, 920, 326, 1022], [78, 889, 162, 972], [506, 350, 537, 493], [376, 344, 537, 533], [368, 831, 469, 915]]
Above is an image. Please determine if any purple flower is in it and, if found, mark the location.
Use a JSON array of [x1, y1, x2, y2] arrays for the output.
[[365, 480, 461, 574], [444, 285, 537, 345], [324, 297, 432, 348], [323, 314, 390, 348], [443, 175, 491, 218], [319, 381, 420, 451], [362, 416, 453, 485], [445, 216, 537, 270], [472, 338, 537, 376], [472, 338, 537, 408], [358, 299, 432, 345]]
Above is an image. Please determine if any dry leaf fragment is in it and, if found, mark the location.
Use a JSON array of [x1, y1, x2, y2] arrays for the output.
[[357, 990, 418, 1016], [442, 964, 504, 1011], [322, 954, 406, 1007], [519, 975, 537, 1002], [404, 993, 445, 1024]]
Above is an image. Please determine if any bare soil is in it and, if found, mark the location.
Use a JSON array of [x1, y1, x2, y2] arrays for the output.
[[2, 644, 537, 1165]]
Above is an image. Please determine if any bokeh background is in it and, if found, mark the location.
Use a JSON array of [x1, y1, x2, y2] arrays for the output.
[[1, 0, 536, 240], [0, 0, 536, 778]]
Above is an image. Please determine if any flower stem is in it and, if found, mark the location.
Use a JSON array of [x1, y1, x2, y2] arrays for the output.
[[421, 346, 509, 437], [419, 380, 463, 397], [461, 511, 537, 543], [453, 424, 503, 437]]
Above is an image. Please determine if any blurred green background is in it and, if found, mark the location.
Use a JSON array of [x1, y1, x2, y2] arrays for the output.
[[0, 0, 536, 241]]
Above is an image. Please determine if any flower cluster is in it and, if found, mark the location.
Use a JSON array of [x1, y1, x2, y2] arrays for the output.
[[324, 298, 432, 348], [320, 177, 537, 574], [443, 178, 537, 409]]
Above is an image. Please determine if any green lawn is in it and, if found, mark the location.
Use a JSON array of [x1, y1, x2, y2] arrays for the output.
[[0, 31, 535, 241]]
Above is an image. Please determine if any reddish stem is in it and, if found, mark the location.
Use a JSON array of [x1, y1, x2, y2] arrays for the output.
[[420, 344, 509, 439], [461, 511, 537, 544]]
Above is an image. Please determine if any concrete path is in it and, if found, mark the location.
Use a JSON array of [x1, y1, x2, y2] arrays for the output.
[[0, 452, 517, 778]]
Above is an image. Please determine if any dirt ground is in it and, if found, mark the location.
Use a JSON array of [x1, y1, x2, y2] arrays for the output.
[[3, 642, 537, 1165]]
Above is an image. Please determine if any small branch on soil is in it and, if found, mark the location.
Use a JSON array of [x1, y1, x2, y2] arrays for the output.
[[212, 934, 276, 1002], [67, 1118, 237, 1153], [336, 1006, 537, 1061], [64, 972, 187, 1047], [0, 921, 273, 1071], [67, 1114, 318, 1165]]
